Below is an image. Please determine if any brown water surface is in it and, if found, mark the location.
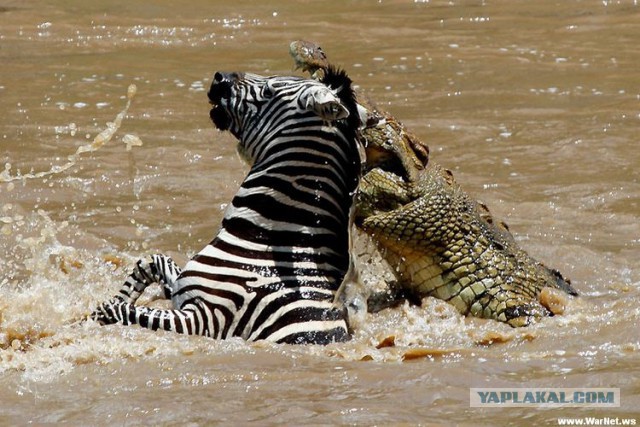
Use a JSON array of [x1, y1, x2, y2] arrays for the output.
[[1, 0, 639, 425]]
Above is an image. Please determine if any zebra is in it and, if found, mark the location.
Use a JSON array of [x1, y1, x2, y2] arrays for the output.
[[91, 66, 364, 344]]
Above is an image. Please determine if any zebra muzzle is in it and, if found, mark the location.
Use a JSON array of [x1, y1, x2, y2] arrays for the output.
[[208, 72, 236, 131], [209, 104, 231, 131]]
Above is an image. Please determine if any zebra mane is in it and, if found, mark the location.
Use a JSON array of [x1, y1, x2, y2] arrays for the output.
[[321, 66, 360, 134]]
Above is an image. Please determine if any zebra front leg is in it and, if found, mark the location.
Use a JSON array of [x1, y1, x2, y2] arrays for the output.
[[91, 299, 207, 336], [90, 254, 183, 326], [116, 254, 182, 303]]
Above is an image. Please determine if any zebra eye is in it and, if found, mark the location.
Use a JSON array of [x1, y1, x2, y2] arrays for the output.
[[262, 82, 276, 99]]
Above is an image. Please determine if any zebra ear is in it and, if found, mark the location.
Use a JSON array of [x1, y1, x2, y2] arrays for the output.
[[303, 86, 350, 121]]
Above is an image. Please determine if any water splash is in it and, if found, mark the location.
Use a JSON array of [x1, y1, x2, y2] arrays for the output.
[[0, 84, 138, 183]]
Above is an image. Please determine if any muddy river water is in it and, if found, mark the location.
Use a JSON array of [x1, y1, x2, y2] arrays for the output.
[[1, 0, 639, 425]]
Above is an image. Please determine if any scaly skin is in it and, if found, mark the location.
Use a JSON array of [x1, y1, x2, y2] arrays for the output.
[[290, 41, 577, 327]]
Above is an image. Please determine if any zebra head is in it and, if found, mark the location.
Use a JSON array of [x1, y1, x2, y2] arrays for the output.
[[208, 67, 361, 162]]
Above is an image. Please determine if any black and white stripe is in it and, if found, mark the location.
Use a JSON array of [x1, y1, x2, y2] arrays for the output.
[[92, 67, 362, 344]]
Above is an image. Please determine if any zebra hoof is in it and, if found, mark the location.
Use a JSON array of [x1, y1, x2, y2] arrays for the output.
[[90, 299, 125, 325]]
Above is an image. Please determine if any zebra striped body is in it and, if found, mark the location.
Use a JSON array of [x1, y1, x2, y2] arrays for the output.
[[92, 67, 363, 344]]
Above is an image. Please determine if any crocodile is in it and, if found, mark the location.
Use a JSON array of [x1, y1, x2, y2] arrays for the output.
[[289, 40, 578, 327]]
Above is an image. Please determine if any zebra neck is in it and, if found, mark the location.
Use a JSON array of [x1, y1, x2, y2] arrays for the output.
[[215, 131, 359, 276]]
